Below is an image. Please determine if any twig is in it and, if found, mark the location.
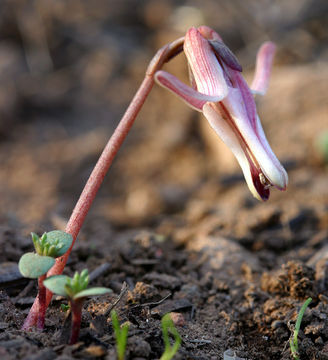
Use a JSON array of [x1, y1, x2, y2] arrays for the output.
[[89, 263, 111, 283], [188, 339, 212, 344], [131, 292, 172, 308], [104, 282, 129, 316]]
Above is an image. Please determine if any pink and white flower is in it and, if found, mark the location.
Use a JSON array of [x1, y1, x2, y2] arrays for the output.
[[155, 26, 287, 201]]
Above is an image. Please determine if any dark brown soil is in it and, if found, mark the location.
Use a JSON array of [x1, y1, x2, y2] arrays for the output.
[[0, 1, 328, 359]]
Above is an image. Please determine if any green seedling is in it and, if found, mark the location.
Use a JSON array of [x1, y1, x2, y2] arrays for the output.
[[43, 269, 111, 344], [19, 230, 72, 330], [160, 313, 182, 360], [61, 304, 70, 312], [289, 297, 312, 360], [111, 310, 129, 360]]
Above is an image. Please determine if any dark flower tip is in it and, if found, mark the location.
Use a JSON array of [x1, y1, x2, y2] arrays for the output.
[[209, 40, 242, 72]]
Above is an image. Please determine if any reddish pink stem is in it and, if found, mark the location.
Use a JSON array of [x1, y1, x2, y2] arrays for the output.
[[69, 299, 83, 344], [22, 38, 185, 330], [36, 274, 46, 330], [22, 75, 154, 330]]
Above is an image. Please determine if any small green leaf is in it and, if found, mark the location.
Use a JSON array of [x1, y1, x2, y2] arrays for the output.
[[61, 304, 70, 312], [18, 253, 55, 278], [74, 287, 112, 299], [46, 231, 73, 256], [43, 275, 70, 297], [160, 313, 182, 360], [111, 310, 129, 360], [31, 232, 41, 253]]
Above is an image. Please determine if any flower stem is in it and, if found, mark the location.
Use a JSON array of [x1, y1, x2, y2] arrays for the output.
[[22, 37, 185, 330]]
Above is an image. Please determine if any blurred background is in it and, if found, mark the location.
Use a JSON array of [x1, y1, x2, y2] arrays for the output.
[[0, 0, 327, 236]]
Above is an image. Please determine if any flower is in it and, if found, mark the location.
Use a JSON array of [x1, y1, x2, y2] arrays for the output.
[[155, 26, 287, 201]]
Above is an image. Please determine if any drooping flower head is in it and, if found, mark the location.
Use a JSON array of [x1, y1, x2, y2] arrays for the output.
[[155, 26, 287, 201]]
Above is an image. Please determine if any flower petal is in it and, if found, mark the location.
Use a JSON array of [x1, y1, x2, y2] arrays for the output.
[[209, 40, 242, 72], [254, 114, 288, 190], [251, 42, 276, 96], [197, 25, 223, 42], [203, 103, 267, 200], [184, 27, 229, 99], [222, 89, 288, 191], [155, 70, 224, 111]]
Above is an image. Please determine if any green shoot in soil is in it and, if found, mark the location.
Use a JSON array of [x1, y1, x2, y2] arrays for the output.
[[290, 297, 312, 360], [19, 231, 73, 330], [111, 310, 129, 360], [160, 313, 182, 360], [44, 269, 111, 344]]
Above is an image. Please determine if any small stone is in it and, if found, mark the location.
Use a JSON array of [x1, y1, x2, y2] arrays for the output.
[[271, 320, 284, 329], [143, 272, 181, 290], [151, 299, 192, 318], [127, 282, 160, 304], [81, 345, 106, 358], [127, 336, 151, 358], [169, 312, 185, 327]]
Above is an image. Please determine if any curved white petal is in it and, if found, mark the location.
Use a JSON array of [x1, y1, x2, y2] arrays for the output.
[[155, 70, 223, 111], [254, 115, 288, 189], [203, 103, 264, 201], [222, 83, 287, 191]]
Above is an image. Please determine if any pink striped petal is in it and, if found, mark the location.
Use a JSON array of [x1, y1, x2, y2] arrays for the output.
[[233, 71, 258, 129], [222, 87, 288, 192], [155, 70, 224, 111], [251, 42, 276, 95], [203, 103, 269, 201], [184, 27, 229, 99], [197, 25, 223, 42]]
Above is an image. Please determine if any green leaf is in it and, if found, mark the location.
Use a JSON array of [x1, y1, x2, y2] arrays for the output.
[[111, 310, 129, 360], [61, 304, 70, 312], [74, 287, 112, 299], [31, 232, 41, 253], [46, 231, 73, 256], [18, 253, 55, 278], [43, 275, 70, 297], [160, 313, 182, 360]]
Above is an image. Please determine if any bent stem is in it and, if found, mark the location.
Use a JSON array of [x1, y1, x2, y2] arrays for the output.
[[22, 37, 185, 330]]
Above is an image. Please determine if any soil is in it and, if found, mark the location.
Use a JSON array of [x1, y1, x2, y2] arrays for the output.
[[0, 0, 328, 359]]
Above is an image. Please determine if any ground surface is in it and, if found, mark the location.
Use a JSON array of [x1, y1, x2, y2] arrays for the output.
[[0, 0, 327, 359]]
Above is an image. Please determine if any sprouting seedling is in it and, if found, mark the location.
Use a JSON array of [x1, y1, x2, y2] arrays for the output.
[[18, 230, 73, 330], [111, 310, 129, 360], [160, 313, 182, 360], [61, 303, 70, 312], [289, 297, 312, 360], [43, 269, 111, 344]]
